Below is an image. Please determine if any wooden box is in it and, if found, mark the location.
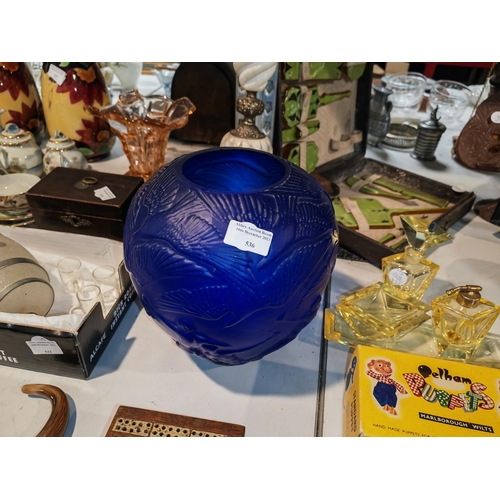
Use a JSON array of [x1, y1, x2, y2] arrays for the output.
[[26, 168, 143, 241], [315, 158, 476, 266]]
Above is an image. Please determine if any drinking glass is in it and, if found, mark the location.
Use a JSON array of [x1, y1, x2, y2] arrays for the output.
[[92, 265, 120, 304], [75, 285, 103, 314], [57, 257, 83, 293]]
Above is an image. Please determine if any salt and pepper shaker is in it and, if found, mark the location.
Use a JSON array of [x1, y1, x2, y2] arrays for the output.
[[411, 107, 447, 161], [367, 85, 393, 146]]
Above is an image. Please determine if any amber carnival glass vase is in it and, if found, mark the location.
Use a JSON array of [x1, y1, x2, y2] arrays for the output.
[[86, 90, 195, 179]]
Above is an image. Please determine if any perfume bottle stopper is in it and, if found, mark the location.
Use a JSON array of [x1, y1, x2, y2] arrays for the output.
[[446, 285, 482, 308]]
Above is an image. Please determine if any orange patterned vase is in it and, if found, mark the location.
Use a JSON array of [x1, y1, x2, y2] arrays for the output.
[[0, 62, 46, 144], [41, 63, 115, 161]]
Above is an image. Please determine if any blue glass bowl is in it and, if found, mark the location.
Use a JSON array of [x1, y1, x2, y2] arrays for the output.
[[124, 147, 339, 365]]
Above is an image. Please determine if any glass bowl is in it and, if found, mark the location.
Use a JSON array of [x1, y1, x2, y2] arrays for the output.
[[336, 282, 431, 341], [385, 72, 427, 110], [428, 80, 471, 123]]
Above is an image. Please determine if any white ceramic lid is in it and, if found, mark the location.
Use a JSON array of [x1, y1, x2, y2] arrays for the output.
[[46, 130, 76, 151], [0, 123, 32, 146]]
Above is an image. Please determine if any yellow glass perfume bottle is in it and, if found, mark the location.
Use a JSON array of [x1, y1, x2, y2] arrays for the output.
[[431, 285, 500, 359], [382, 215, 451, 300]]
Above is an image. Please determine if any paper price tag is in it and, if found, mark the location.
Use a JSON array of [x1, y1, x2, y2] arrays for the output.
[[48, 64, 67, 86], [223, 220, 273, 257], [389, 268, 408, 286], [26, 336, 63, 355], [491, 111, 500, 124], [94, 186, 116, 201]]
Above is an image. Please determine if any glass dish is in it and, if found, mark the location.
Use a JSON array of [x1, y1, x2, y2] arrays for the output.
[[336, 282, 431, 341], [385, 72, 427, 110], [428, 80, 471, 123], [381, 122, 418, 151], [325, 306, 500, 369]]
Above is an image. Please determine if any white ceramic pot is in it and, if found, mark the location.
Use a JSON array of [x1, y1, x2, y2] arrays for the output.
[[43, 131, 88, 175], [0, 123, 43, 173], [109, 62, 143, 90]]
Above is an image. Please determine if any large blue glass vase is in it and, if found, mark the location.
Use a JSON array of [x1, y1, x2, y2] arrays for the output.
[[124, 147, 338, 365]]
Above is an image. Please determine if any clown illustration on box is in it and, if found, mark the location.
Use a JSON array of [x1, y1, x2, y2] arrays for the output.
[[367, 359, 407, 415]]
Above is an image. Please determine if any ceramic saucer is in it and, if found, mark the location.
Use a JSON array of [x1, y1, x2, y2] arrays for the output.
[[0, 210, 33, 224]]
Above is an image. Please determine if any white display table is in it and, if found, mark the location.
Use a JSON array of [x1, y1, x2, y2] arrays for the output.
[[323, 106, 500, 436], [0, 75, 323, 437], [1, 74, 499, 437]]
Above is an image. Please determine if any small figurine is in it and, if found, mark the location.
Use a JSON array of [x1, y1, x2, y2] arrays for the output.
[[367, 359, 407, 415]]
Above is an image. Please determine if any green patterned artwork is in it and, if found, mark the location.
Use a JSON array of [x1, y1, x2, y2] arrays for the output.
[[283, 85, 351, 128], [285, 142, 319, 173], [345, 63, 366, 81], [282, 62, 301, 81], [307, 62, 343, 80], [282, 120, 320, 143]]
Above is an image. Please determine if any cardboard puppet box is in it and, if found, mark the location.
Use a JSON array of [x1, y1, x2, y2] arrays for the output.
[[344, 344, 500, 437]]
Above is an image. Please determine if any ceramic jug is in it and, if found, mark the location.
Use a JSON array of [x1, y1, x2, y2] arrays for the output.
[[0, 62, 46, 144], [109, 62, 143, 89], [43, 130, 88, 175], [41, 62, 115, 161], [0, 123, 43, 173]]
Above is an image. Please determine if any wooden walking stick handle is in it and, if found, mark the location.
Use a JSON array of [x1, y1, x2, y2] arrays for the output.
[[21, 384, 70, 437]]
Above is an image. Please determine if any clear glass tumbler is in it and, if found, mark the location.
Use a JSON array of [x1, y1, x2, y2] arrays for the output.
[[76, 284, 103, 314], [57, 257, 83, 293], [92, 265, 120, 305]]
